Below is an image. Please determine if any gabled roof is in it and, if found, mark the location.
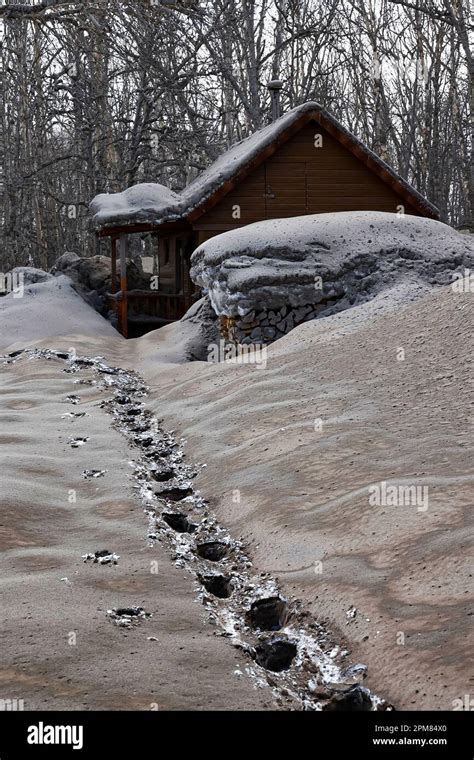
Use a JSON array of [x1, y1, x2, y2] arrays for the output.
[[90, 101, 439, 233]]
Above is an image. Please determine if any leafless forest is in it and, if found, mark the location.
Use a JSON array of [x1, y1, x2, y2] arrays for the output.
[[0, 0, 472, 271]]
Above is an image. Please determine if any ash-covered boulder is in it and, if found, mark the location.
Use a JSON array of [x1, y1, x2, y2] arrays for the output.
[[12, 267, 53, 285], [51, 253, 150, 317], [190, 211, 474, 344], [54, 252, 81, 271], [51, 254, 112, 314]]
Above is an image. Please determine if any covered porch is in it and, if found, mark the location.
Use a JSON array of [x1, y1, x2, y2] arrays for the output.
[[98, 221, 198, 337]]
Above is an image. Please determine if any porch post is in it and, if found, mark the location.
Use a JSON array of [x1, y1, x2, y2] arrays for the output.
[[118, 235, 128, 338], [110, 237, 117, 294]]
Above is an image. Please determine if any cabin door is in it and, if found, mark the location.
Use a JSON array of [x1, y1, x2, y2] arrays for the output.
[[264, 162, 307, 218]]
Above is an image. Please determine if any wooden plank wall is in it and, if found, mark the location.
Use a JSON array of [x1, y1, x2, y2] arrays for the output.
[[195, 120, 419, 229]]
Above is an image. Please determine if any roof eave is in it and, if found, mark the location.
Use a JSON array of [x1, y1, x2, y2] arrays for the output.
[[95, 217, 190, 238]]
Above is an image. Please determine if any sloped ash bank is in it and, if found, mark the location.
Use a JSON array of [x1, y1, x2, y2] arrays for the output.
[[1, 347, 393, 711]]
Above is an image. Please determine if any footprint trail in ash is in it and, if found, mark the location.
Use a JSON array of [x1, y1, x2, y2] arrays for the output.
[[1, 347, 392, 711]]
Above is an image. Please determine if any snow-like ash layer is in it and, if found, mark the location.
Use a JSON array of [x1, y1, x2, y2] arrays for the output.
[[0, 272, 117, 353], [190, 212, 474, 318], [1, 347, 392, 711], [89, 182, 182, 229]]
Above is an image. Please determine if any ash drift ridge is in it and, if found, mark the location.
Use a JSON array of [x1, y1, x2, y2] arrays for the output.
[[190, 212, 474, 318]]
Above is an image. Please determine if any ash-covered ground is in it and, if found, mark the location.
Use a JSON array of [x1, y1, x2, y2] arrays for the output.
[[0, 213, 472, 710]]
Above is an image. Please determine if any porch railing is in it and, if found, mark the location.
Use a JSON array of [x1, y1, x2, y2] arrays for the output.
[[106, 289, 192, 336]]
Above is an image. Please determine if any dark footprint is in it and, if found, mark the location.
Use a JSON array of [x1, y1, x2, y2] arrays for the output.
[[68, 437, 89, 448], [156, 447, 176, 458], [156, 486, 193, 501], [246, 597, 288, 631], [115, 395, 131, 405], [115, 607, 144, 617], [93, 549, 117, 562], [82, 469, 107, 479], [107, 605, 151, 628], [199, 574, 233, 599], [322, 685, 372, 711], [129, 424, 150, 434], [152, 468, 175, 482], [144, 453, 170, 468], [162, 512, 197, 534], [254, 639, 297, 672], [134, 436, 154, 447], [83, 549, 119, 565], [94, 549, 111, 558], [196, 541, 228, 562], [155, 441, 178, 454]]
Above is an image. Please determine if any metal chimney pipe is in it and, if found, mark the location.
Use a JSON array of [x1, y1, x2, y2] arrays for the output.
[[267, 80, 284, 121]]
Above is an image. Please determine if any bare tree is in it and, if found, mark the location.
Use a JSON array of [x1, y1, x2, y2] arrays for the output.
[[0, 0, 470, 272]]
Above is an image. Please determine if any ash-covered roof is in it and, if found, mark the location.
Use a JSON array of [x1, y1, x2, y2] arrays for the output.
[[89, 183, 183, 231], [89, 102, 439, 232]]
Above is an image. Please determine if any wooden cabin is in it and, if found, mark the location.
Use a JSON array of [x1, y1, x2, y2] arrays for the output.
[[90, 101, 439, 337]]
